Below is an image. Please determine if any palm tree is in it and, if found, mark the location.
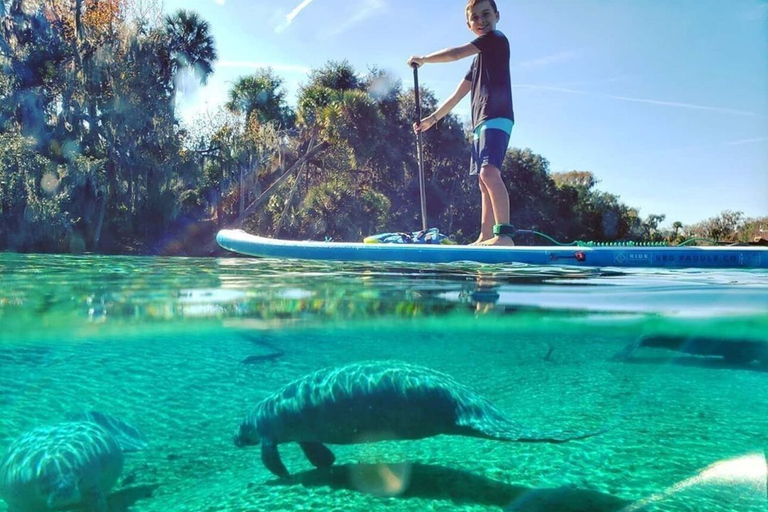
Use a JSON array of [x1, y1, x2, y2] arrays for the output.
[[672, 221, 683, 237], [163, 9, 217, 86], [226, 68, 292, 126], [308, 60, 362, 91]]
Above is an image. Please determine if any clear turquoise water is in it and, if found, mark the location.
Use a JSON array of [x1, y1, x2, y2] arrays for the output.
[[0, 253, 766, 512]]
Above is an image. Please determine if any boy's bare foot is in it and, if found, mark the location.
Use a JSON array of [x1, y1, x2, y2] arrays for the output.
[[469, 237, 491, 246], [478, 235, 515, 246]]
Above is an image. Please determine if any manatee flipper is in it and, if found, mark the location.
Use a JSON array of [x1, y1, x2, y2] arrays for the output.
[[261, 442, 289, 479], [46, 477, 81, 510], [299, 442, 335, 469], [83, 488, 107, 512]]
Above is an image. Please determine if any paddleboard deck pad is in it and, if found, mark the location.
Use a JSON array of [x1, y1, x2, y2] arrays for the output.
[[216, 230, 767, 269]]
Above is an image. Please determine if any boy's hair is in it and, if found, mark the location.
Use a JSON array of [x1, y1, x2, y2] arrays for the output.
[[466, 0, 498, 17]]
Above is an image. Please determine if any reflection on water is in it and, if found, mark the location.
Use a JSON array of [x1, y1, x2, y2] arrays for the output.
[[0, 253, 766, 511], [2, 254, 766, 337]]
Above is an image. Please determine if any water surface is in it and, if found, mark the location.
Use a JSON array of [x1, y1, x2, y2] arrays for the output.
[[0, 253, 766, 511]]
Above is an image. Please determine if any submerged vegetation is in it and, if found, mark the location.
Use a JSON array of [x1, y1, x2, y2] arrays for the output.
[[0, 2, 764, 255]]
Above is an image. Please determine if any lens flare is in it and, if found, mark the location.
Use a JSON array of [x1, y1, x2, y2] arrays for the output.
[[620, 453, 768, 511]]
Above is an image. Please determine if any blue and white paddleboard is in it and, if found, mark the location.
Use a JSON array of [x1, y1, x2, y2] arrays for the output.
[[216, 229, 768, 269]]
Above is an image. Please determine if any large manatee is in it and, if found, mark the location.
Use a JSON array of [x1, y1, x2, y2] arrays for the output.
[[234, 361, 601, 478]]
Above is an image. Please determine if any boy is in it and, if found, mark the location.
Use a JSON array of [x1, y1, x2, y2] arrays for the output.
[[408, 0, 515, 246]]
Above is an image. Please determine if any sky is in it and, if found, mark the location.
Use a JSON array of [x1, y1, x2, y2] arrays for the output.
[[163, 0, 768, 227]]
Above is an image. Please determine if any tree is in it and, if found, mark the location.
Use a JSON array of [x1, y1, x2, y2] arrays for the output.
[[687, 210, 745, 242], [123, 0, 164, 34], [226, 68, 294, 127], [503, 148, 557, 232], [163, 9, 217, 87], [308, 59, 361, 91], [643, 213, 666, 241], [552, 170, 597, 190], [739, 217, 768, 243], [0, 2, 70, 146], [0, 132, 77, 251]]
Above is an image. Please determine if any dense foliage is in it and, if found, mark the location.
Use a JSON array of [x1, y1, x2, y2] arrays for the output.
[[1, 3, 763, 254]]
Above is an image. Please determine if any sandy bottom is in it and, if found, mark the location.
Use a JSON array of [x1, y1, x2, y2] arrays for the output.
[[0, 319, 766, 512]]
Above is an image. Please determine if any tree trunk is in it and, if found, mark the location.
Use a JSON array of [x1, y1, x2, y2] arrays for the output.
[[9, 0, 22, 15], [215, 190, 222, 228], [128, 166, 134, 214], [92, 162, 115, 251], [275, 164, 304, 236], [75, 0, 84, 41], [239, 164, 245, 215], [93, 190, 107, 251], [228, 139, 328, 229], [202, 139, 329, 254]]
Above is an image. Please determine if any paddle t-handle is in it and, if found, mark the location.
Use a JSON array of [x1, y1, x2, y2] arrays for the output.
[[412, 63, 428, 231]]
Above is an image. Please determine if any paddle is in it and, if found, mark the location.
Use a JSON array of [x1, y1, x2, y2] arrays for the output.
[[359, 66, 451, 244], [412, 63, 428, 231]]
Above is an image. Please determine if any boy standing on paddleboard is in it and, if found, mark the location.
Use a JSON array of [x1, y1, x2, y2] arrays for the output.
[[408, 0, 515, 246]]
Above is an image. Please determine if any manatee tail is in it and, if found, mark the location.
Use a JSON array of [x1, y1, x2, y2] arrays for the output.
[[67, 410, 148, 452], [514, 429, 607, 444], [457, 402, 606, 444]]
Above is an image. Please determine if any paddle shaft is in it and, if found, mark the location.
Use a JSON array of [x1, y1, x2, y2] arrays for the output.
[[412, 65, 428, 231]]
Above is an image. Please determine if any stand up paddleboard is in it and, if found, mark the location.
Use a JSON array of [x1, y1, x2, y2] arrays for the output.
[[216, 230, 767, 269]]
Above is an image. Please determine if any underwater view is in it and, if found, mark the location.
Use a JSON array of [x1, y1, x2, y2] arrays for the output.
[[0, 253, 766, 512]]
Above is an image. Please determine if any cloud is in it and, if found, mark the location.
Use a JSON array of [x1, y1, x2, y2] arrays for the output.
[[725, 136, 768, 146], [287, 0, 315, 22], [656, 137, 768, 159], [608, 94, 759, 117], [213, 0, 225, 5], [516, 50, 580, 69], [323, 0, 386, 37], [555, 76, 630, 87], [275, 0, 386, 36], [516, 83, 760, 117], [635, 135, 768, 156], [217, 61, 311, 74], [276, 0, 316, 33]]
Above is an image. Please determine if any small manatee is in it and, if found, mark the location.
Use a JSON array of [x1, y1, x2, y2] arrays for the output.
[[0, 422, 122, 512], [0, 414, 147, 512]]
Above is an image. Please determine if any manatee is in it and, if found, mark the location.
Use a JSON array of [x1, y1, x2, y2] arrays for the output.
[[234, 361, 601, 479], [0, 415, 146, 512], [615, 335, 767, 364], [65, 411, 148, 452]]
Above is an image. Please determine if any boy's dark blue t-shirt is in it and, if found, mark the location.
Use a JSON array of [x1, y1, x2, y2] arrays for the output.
[[465, 30, 514, 128]]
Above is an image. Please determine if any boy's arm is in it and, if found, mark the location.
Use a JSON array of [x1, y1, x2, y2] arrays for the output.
[[414, 78, 471, 133], [408, 43, 479, 67]]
